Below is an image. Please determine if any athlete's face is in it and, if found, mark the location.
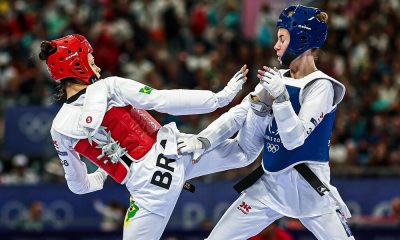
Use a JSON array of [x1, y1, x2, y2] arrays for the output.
[[274, 28, 290, 64], [88, 53, 101, 79]]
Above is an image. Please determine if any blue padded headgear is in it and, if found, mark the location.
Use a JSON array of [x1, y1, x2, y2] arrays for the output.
[[277, 5, 327, 66]]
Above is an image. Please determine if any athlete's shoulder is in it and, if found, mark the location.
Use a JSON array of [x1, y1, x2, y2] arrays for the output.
[[101, 76, 140, 85], [307, 70, 346, 105], [101, 76, 149, 92], [313, 70, 336, 81], [100, 76, 123, 84], [51, 104, 84, 139], [316, 71, 345, 105]]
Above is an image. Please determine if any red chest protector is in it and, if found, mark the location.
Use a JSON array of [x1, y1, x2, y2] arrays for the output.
[[74, 106, 161, 184]]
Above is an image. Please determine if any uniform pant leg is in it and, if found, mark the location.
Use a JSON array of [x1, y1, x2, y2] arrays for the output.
[[123, 197, 176, 240], [207, 192, 283, 240], [184, 139, 253, 180], [299, 210, 355, 240]]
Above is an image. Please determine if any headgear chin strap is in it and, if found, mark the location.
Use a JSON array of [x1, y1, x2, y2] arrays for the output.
[[46, 34, 98, 84], [277, 5, 328, 67]]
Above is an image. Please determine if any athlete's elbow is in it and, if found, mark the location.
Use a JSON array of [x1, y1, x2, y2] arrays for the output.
[[69, 188, 86, 195], [67, 183, 88, 195], [278, 126, 306, 150]]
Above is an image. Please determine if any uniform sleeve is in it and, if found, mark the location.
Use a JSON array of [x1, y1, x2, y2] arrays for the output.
[[197, 95, 251, 150], [272, 80, 334, 150], [50, 128, 108, 194], [107, 76, 221, 115]]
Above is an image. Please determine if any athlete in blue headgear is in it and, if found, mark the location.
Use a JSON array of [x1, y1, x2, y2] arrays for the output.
[[178, 5, 354, 239]]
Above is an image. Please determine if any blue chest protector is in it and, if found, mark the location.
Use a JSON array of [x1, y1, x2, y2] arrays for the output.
[[262, 85, 336, 172]]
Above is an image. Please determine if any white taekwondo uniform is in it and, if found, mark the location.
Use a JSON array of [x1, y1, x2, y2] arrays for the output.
[[195, 70, 354, 240], [50, 76, 255, 240]]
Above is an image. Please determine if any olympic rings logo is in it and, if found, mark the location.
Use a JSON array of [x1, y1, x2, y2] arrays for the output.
[[266, 143, 279, 153], [18, 112, 53, 142]]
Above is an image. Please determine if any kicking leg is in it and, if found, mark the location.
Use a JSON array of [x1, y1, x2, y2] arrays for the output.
[[184, 139, 253, 180]]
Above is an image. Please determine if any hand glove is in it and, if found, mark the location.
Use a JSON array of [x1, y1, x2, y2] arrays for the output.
[[177, 136, 210, 164], [248, 84, 274, 116], [257, 66, 287, 99], [216, 64, 248, 107]]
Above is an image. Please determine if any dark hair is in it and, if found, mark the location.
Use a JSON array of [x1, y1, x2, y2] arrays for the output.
[[53, 77, 83, 101], [39, 41, 83, 101], [311, 48, 323, 62], [317, 12, 329, 23], [38, 41, 57, 61]]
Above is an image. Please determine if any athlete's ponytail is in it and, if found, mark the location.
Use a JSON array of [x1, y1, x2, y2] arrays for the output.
[[317, 12, 329, 23], [38, 41, 57, 61]]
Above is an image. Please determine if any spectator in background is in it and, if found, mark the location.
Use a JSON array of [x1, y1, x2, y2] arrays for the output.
[[2, 154, 39, 184], [43, 156, 65, 183], [120, 47, 154, 83], [185, 41, 211, 73], [0, 52, 17, 95], [0, 160, 4, 183], [391, 197, 400, 223], [377, 74, 398, 110], [16, 201, 48, 231], [255, 4, 275, 48], [162, 0, 185, 50], [90, 7, 131, 75], [222, 0, 240, 41], [94, 200, 125, 232]]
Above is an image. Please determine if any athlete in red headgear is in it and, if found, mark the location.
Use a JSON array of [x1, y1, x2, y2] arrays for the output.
[[41, 34, 254, 239]]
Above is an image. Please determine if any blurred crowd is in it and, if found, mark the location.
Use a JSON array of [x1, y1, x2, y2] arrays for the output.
[[0, 0, 400, 184]]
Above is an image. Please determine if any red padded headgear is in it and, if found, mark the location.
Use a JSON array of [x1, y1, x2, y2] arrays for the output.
[[46, 34, 97, 84]]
